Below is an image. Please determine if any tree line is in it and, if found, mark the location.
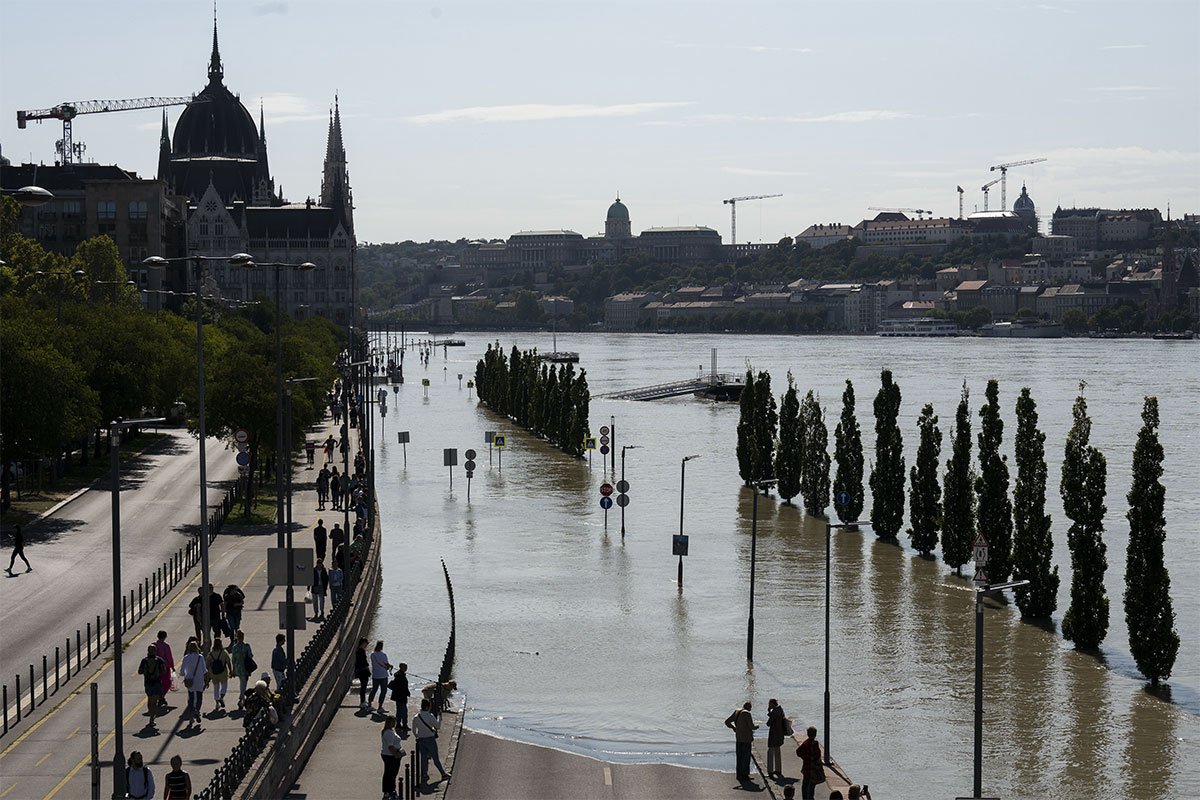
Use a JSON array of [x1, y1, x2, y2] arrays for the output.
[[474, 344, 590, 457], [735, 367, 1180, 686]]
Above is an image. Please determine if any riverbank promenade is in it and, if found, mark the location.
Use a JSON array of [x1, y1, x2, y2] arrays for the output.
[[0, 414, 352, 799]]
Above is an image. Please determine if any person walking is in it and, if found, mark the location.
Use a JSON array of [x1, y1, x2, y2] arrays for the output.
[[153, 631, 175, 701], [380, 714, 406, 799], [796, 726, 825, 800], [388, 663, 411, 734], [723, 701, 758, 782], [222, 584, 245, 636], [313, 519, 328, 562], [207, 638, 233, 712], [766, 698, 788, 779], [355, 638, 371, 710], [304, 439, 316, 469], [310, 558, 329, 620], [329, 562, 345, 609], [331, 523, 346, 569], [179, 640, 208, 725], [163, 755, 191, 800], [316, 466, 330, 510], [330, 468, 342, 510], [271, 633, 288, 693], [138, 645, 166, 723], [413, 699, 450, 785], [230, 630, 255, 709], [5, 524, 31, 574], [324, 435, 336, 463], [369, 641, 392, 712], [125, 751, 154, 800]]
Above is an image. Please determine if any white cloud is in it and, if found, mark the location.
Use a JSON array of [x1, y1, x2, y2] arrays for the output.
[[258, 93, 331, 125], [663, 110, 917, 126], [722, 166, 807, 177], [1100, 44, 1146, 50], [252, 1, 288, 15], [405, 102, 694, 124]]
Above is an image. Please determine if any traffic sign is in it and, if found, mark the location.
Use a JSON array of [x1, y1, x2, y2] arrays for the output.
[[584, 437, 597, 451], [973, 533, 988, 548], [238, 465, 249, 475], [422, 378, 431, 387], [465, 449, 477, 460], [615, 480, 629, 493], [599, 435, 610, 446], [973, 567, 989, 584], [236, 441, 249, 453], [973, 545, 989, 565], [485, 431, 496, 444], [836, 490, 850, 507], [600, 445, 610, 455], [599, 425, 610, 436], [616, 494, 630, 508], [464, 459, 476, 471], [494, 435, 507, 449], [600, 482, 614, 497], [234, 429, 249, 444], [443, 448, 458, 467], [673, 534, 690, 556], [600, 496, 613, 510], [235, 451, 250, 467]]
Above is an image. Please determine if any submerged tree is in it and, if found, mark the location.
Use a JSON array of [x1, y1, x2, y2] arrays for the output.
[[1012, 387, 1058, 619], [736, 369, 757, 485], [775, 374, 802, 504], [907, 403, 942, 556], [1061, 388, 1109, 650], [800, 390, 830, 517], [751, 370, 778, 486], [869, 369, 905, 540], [941, 383, 975, 574], [833, 380, 864, 523], [1124, 396, 1179, 684], [976, 379, 1014, 584]]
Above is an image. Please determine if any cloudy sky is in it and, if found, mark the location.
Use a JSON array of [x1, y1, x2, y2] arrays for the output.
[[1, 0, 1197, 243]]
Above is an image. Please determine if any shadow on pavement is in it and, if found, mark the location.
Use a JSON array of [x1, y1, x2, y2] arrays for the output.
[[6, 516, 86, 544]]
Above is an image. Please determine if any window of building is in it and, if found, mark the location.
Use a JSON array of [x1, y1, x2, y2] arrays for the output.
[[215, 222, 224, 236], [199, 222, 209, 236], [97, 201, 116, 219], [128, 201, 148, 220], [62, 201, 82, 218]]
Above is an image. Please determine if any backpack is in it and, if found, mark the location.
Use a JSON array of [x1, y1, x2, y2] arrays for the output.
[[212, 655, 227, 675]]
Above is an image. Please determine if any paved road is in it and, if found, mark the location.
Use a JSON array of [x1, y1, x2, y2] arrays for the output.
[[1, 429, 239, 712]]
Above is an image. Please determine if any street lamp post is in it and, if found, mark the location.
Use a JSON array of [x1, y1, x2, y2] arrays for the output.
[[620, 445, 638, 537], [1, 185, 55, 206], [108, 416, 165, 799], [284, 377, 317, 703], [93, 279, 135, 303], [678, 454, 700, 587], [823, 519, 868, 766], [746, 478, 777, 662]]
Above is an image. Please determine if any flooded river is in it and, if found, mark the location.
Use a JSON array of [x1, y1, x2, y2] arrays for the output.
[[369, 332, 1198, 798]]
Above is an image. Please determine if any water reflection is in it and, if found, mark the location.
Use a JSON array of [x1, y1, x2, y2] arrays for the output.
[[1062, 652, 1114, 793], [1125, 686, 1179, 797]]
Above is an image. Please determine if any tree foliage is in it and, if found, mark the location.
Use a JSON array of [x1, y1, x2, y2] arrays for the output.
[[1012, 388, 1058, 618], [799, 390, 830, 517], [833, 380, 864, 523], [750, 371, 778, 486], [869, 369, 905, 539], [474, 343, 590, 456], [1061, 390, 1109, 649], [942, 383, 975, 573], [774, 374, 802, 504], [908, 403, 942, 556], [736, 370, 756, 485], [1123, 396, 1179, 684], [975, 379, 1014, 583]]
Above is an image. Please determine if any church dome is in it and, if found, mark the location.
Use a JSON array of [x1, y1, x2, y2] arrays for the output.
[[607, 197, 629, 221], [171, 22, 258, 157], [1013, 184, 1035, 214]]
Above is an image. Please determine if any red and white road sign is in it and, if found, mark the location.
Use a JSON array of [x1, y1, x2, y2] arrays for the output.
[[600, 482, 614, 497]]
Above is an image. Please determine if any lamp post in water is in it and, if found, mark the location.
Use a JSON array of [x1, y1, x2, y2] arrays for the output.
[[677, 454, 700, 587], [746, 478, 777, 662], [619, 445, 638, 537]]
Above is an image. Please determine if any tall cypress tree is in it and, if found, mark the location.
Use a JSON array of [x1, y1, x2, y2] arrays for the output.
[[833, 380, 864, 523], [1124, 396, 1179, 684], [976, 379, 1014, 583], [942, 383, 975, 574], [800, 391, 830, 517], [1012, 387, 1058, 619], [775, 374, 802, 504], [736, 369, 756, 485], [908, 403, 941, 556], [1061, 389, 1109, 650], [869, 369, 905, 540], [752, 370, 778, 485]]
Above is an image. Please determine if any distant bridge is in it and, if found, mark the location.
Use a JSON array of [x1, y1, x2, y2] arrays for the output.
[[603, 374, 741, 401]]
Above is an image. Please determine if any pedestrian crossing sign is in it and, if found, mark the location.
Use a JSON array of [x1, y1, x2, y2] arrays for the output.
[[494, 435, 507, 449], [585, 437, 597, 450]]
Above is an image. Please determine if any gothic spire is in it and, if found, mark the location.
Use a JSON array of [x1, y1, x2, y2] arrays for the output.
[[160, 109, 170, 144], [158, 109, 172, 184], [208, 2, 223, 84], [258, 100, 266, 145]]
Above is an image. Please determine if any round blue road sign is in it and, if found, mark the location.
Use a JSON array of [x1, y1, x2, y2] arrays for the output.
[[600, 445, 610, 455], [836, 491, 851, 506], [235, 451, 251, 467], [599, 496, 613, 510]]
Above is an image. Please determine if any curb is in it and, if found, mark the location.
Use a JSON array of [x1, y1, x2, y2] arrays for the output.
[[438, 695, 467, 798]]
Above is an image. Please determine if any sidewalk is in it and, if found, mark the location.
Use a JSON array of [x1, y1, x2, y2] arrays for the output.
[[0, 413, 351, 800], [751, 734, 852, 799]]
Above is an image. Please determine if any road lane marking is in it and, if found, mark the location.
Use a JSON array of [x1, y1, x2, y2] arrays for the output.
[[603, 766, 612, 786], [0, 784, 17, 797], [42, 697, 147, 800], [65, 727, 80, 740], [35, 752, 53, 767]]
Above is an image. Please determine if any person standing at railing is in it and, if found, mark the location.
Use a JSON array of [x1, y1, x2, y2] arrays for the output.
[[271, 633, 287, 691], [355, 638, 372, 710], [329, 562, 345, 609], [310, 558, 329, 621]]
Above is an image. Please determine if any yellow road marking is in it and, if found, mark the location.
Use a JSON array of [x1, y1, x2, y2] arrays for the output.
[[0, 784, 17, 797], [65, 727, 79, 740], [42, 697, 147, 800], [603, 766, 612, 786], [35, 752, 52, 767]]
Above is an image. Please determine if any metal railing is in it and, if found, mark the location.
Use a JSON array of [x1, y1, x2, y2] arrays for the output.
[[0, 480, 243, 740]]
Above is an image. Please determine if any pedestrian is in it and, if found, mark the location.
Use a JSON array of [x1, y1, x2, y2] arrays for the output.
[[388, 663, 411, 733], [330, 469, 342, 510], [271, 633, 287, 691], [163, 755, 191, 800], [848, 785, 870, 799], [313, 519, 328, 562], [125, 751, 154, 800], [380, 714, 406, 799], [329, 562, 345, 609], [222, 584, 245, 635], [369, 640, 392, 712], [138, 644, 166, 723], [828, 793, 843, 800], [413, 698, 450, 785], [783, 787, 795, 800], [188, 585, 223, 642], [244, 678, 281, 729], [796, 726, 825, 800], [355, 638, 371, 710], [324, 435, 336, 463], [5, 524, 31, 574], [208, 638, 232, 711], [305, 439, 316, 469], [154, 631, 175, 700], [723, 701, 758, 782], [766, 698, 788, 779], [179, 640, 208, 725], [310, 558, 329, 620], [316, 467, 330, 510], [331, 523, 346, 568], [230, 629, 255, 709]]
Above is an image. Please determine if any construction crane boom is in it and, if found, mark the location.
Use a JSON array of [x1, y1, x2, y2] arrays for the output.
[[722, 193, 782, 246], [980, 177, 1003, 212], [989, 157, 1047, 209], [17, 95, 202, 164], [868, 206, 932, 219]]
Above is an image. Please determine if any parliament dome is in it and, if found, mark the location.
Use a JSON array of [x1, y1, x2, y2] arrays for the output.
[[171, 22, 258, 157]]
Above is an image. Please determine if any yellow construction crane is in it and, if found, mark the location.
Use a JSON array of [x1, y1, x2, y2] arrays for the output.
[[868, 206, 932, 219], [17, 95, 203, 164], [990, 157, 1047, 209], [723, 194, 782, 246], [980, 178, 1003, 212]]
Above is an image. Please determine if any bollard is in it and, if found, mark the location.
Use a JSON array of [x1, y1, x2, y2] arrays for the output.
[[15, 675, 20, 722], [28, 665, 34, 714], [55, 647, 60, 692], [86, 622, 92, 664], [76, 630, 81, 673], [144, 577, 149, 610], [3, 683, 8, 734], [106, 609, 111, 649], [42, 655, 47, 704], [96, 615, 101, 654], [66, 638, 71, 678], [138, 583, 143, 619], [129, 589, 134, 624], [122, 596, 127, 634]]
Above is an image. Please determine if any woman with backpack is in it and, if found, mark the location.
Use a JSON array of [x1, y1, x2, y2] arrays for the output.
[[125, 751, 154, 799], [207, 638, 233, 712]]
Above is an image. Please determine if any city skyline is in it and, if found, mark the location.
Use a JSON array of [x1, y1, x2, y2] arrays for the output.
[[1, 0, 1197, 244]]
